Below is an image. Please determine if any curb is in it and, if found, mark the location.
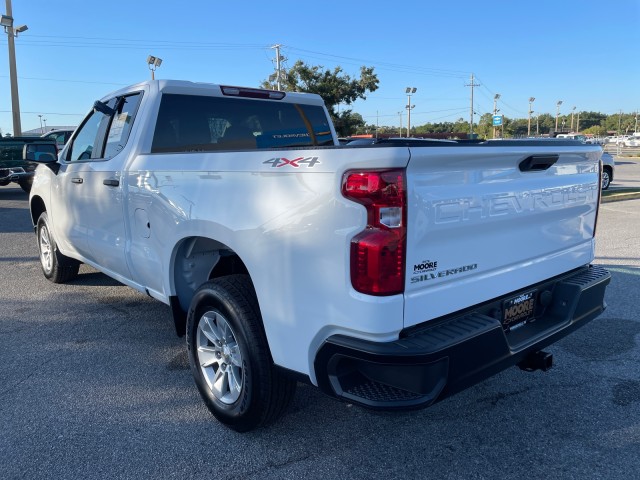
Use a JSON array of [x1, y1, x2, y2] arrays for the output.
[[601, 191, 640, 203]]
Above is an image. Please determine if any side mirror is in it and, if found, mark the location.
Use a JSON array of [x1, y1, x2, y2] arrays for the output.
[[23, 142, 58, 163]]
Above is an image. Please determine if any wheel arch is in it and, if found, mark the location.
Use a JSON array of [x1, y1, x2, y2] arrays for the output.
[[30, 195, 46, 229], [169, 235, 250, 336]]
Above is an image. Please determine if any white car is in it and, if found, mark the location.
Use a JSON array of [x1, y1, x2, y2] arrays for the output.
[[623, 136, 640, 147]]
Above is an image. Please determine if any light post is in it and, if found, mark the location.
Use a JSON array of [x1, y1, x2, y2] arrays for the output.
[[397, 111, 403, 137], [528, 97, 535, 137], [555, 100, 563, 131], [570, 106, 576, 131], [405, 87, 416, 138], [493, 94, 500, 139], [38, 114, 43, 133], [147, 55, 162, 80], [2, 0, 28, 137], [536, 115, 540, 136], [42, 118, 47, 132]]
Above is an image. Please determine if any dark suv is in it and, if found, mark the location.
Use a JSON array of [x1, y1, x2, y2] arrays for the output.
[[0, 137, 57, 193]]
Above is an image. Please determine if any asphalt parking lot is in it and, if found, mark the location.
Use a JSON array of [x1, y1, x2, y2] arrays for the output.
[[1, 159, 639, 479]]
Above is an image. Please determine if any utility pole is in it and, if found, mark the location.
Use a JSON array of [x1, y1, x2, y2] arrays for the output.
[[528, 97, 535, 137], [570, 106, 576, 131], [555, 101, 563, 131], [493, 94, 500, 139], [38, 114, 43, 133], [398, 111, 403, 137], [576, 111, 580, 132], [405, 87, 416, 138], [618, 110, 622, 135], [3, 0, 26, 137], [270, 44, 287, 91], [466, 73, 480, 136]]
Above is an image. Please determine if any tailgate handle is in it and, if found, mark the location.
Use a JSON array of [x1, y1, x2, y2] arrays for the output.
[[519, 155, 559, 172]]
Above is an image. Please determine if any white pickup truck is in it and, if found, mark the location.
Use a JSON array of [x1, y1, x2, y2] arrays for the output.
[[25, 80, 610, 432]]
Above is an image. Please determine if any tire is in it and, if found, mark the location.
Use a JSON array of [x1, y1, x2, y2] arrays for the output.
[[36, 212, 80, 283], [186, 275, 296, 432], [601, 167, 611, 190]]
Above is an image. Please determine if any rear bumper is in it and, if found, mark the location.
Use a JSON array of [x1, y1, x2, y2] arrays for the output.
[[314, 265, 610, 409]]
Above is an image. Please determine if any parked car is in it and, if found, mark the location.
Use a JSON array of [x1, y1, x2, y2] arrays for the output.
[[41, 129, 75, 151], [601, 152, 615, 190], [25, 80, 610, 431], [0, 137, 57, 192], [623, 136, 640, 147]]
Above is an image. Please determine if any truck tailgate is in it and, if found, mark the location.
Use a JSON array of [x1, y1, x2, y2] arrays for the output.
[[403, 144, 602, 328]]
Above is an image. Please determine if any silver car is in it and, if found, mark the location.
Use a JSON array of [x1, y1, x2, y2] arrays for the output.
[[601, 152, 615, 190]]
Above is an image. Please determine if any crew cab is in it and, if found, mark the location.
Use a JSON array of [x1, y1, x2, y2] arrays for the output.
[[26, 80, 610, 431]]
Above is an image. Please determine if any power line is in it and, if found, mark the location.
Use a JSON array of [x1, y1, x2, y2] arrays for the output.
[[0, 110, 84, 116], [284, 46, 469, 79], [0, 75, 125, 86]]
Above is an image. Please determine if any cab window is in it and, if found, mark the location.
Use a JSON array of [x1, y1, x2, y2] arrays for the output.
[[151, 94, 333, 153], [67, 92, 142, 162]]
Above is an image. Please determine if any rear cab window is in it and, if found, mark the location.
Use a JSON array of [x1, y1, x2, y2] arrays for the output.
[[151, 93, 333, 153]]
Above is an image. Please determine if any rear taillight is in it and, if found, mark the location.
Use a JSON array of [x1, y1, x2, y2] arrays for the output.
[[342, 169, 406, 296]]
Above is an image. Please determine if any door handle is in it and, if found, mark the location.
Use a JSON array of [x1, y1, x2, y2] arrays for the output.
[[103, 179, 120, 187], [71, 177, 83, 184], [519, 155, 559, 172]]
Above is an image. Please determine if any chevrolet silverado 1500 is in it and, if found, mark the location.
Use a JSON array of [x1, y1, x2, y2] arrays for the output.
[[25, 80, 610, 431]]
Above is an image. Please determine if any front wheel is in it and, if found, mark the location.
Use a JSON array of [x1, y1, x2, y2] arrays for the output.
[[601, 168, 611, 190], [186, 275, 296, 432], [36, 212, 80, 283]]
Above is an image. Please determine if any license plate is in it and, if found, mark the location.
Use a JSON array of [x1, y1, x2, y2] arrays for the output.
[[502, 290, 536, 331]]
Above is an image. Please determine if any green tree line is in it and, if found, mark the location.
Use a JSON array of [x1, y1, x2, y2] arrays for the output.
[[263, 60, 637, 138]]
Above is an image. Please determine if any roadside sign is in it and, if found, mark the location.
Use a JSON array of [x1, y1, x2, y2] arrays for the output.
[[492, 115, 503, 126]]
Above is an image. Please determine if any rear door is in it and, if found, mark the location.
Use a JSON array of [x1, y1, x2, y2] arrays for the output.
[[403, 143, 602, 328]]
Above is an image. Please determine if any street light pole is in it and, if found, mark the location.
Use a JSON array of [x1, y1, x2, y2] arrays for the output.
[[570, 106, 576, 131], [2, 0, 27, 137], [493, 94, 500, 139], [555, 100, 563, 131], [405, 87, 416, 138], [147, 55, 162, 80], [38, 114, 43, 133], [397, 111, 403, 137], [528, 97, 535, 137]]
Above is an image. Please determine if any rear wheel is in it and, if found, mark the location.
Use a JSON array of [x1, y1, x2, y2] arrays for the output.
[[37, 212, 80, 283], [186, 275, 296, 432]]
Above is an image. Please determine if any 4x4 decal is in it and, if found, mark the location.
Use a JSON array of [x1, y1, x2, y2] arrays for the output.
[[263, 157, 320, 168]]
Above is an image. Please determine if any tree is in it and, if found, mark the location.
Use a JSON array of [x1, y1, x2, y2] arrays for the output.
[[262, 60, 379, 136], [334, 111, 366, 136]]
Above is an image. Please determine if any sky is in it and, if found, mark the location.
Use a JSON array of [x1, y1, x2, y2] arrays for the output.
[[1, 0, 639, 135]]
